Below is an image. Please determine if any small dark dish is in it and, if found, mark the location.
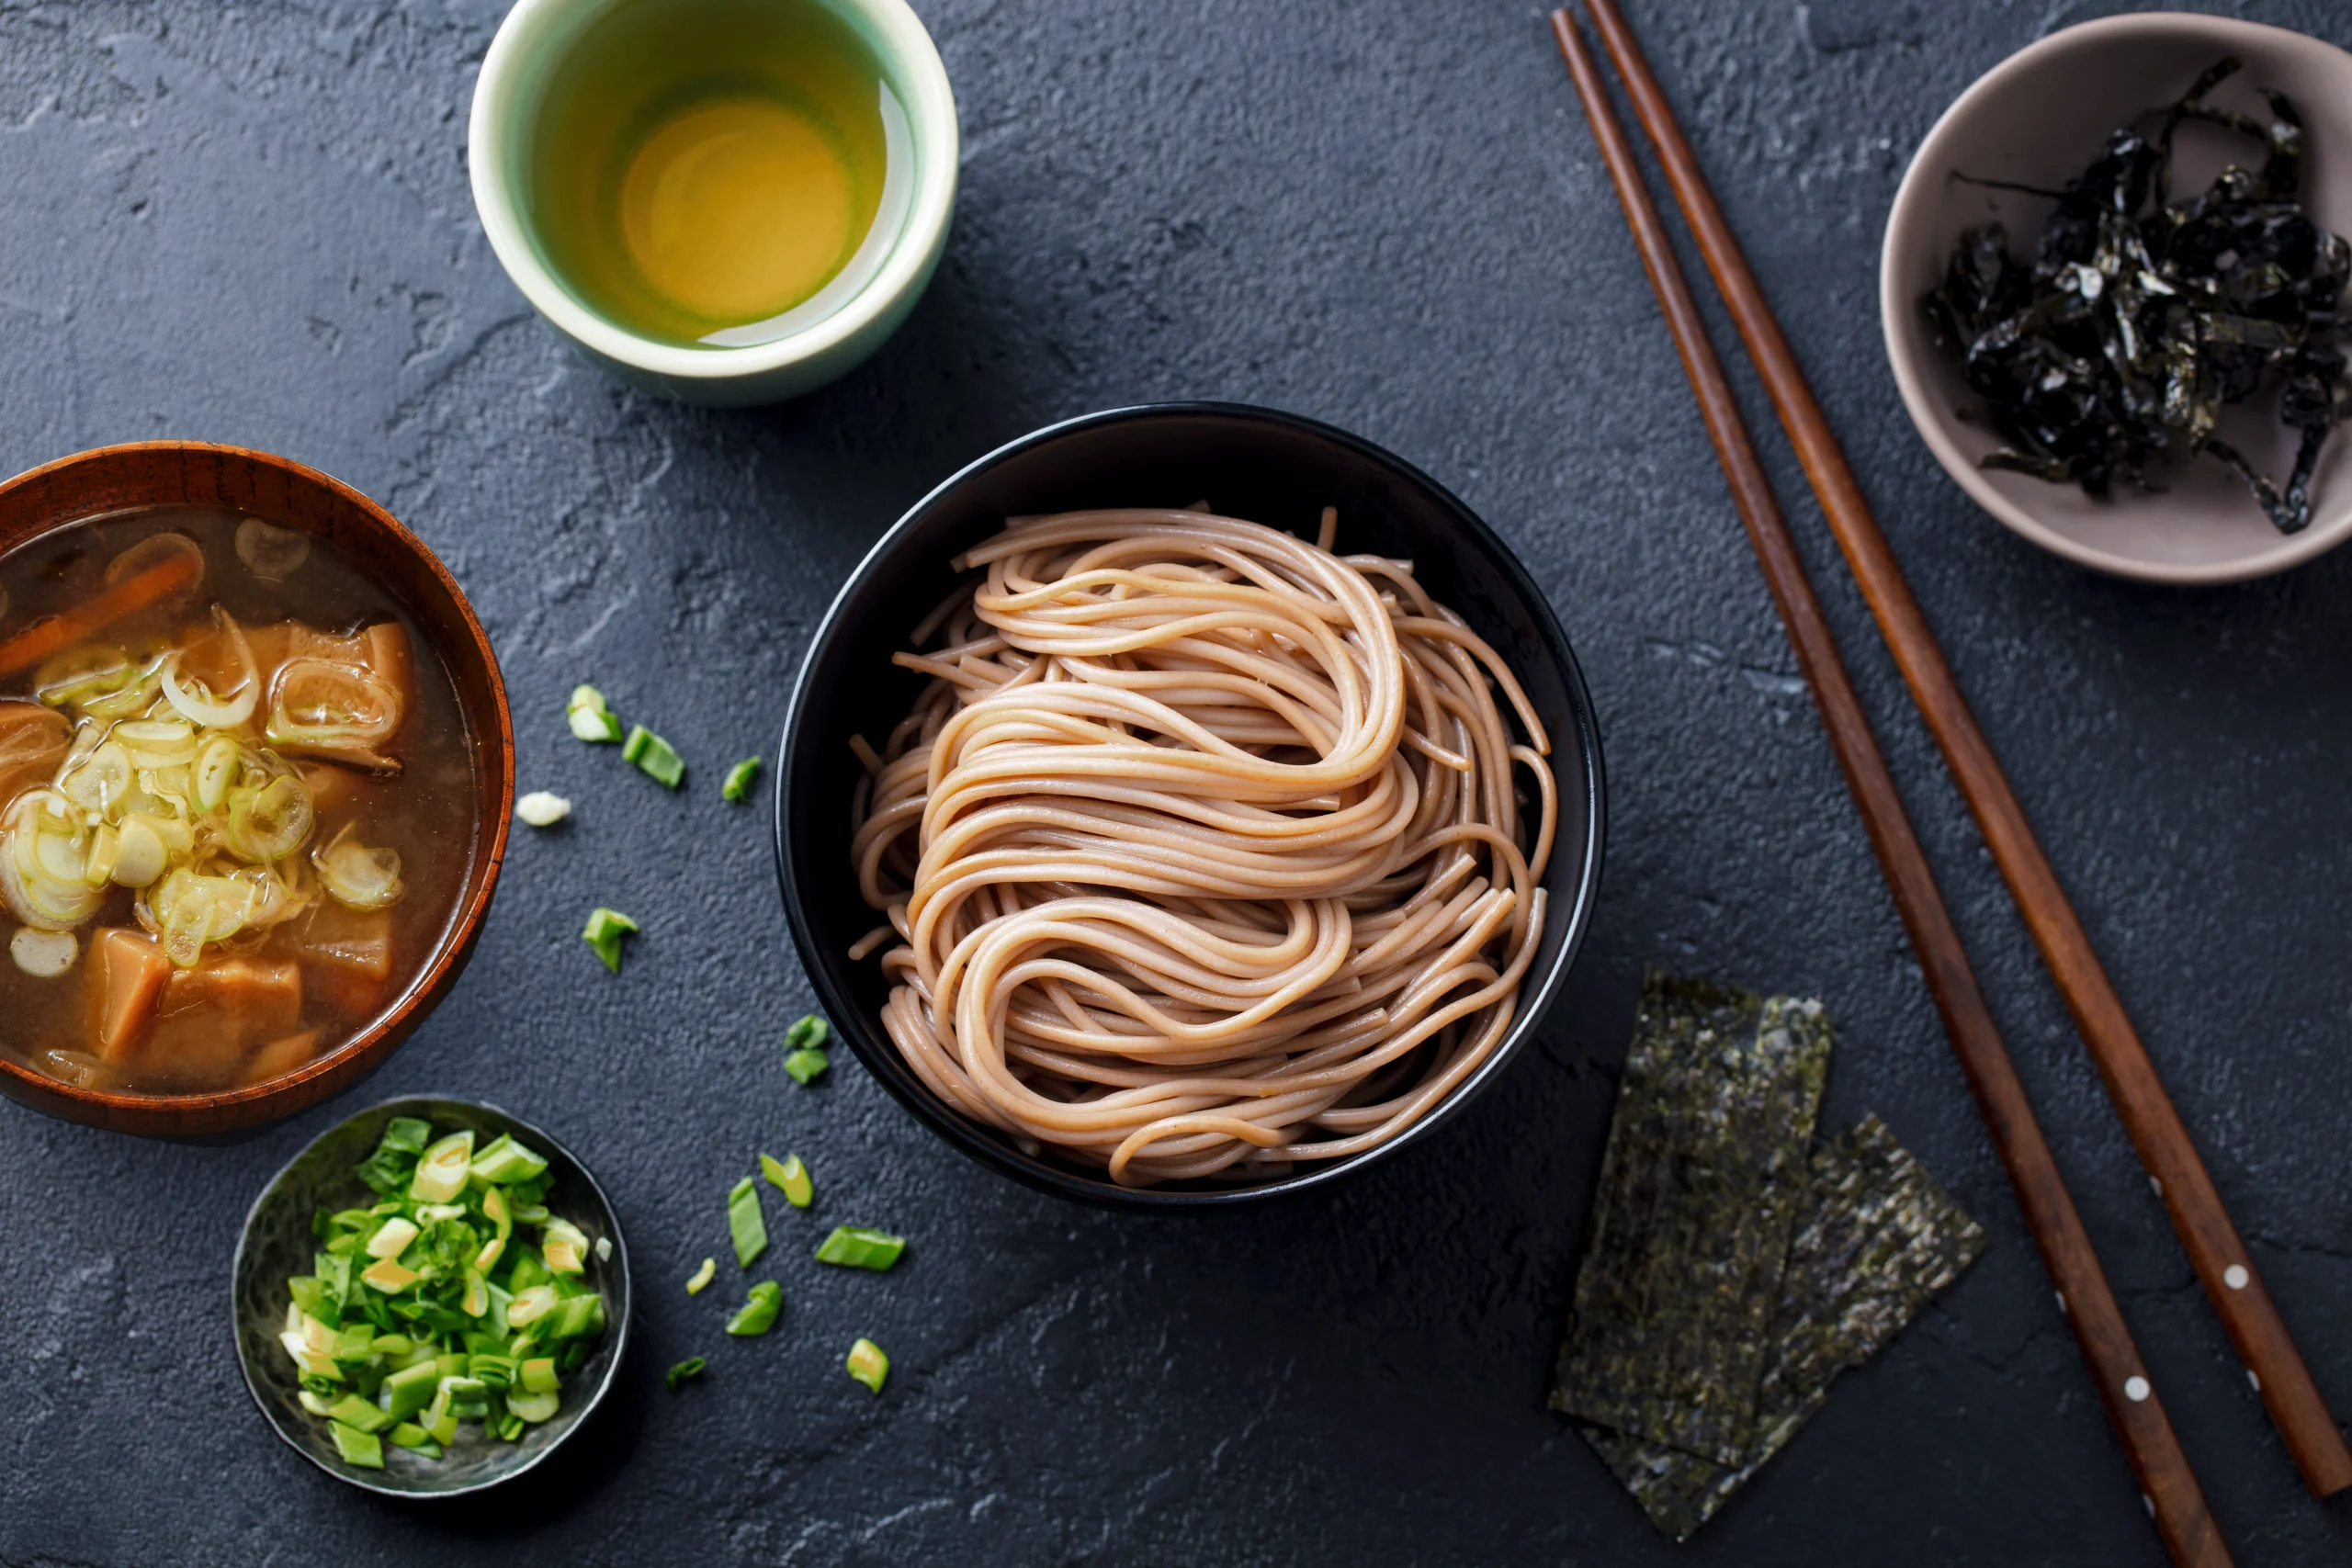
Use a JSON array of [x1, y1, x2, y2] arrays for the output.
[[232, 1096, 630, 1498], [0, 443, 514, 1136], [775, 402, 1606, 1209]]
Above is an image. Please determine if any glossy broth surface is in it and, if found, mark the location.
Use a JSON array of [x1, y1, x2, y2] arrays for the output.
[[526, 0, 910, 348], [0, 507, 477, 1096]]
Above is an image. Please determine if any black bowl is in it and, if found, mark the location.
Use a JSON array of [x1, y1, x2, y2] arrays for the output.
[[775, 403, 1605, 1209], [231, 1097, 631, 1497]]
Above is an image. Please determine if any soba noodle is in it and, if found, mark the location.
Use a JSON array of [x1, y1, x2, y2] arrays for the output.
[[847, 507, 1557, 1186]]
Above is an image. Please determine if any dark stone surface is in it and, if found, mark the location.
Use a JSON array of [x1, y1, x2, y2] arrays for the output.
[[2, 0, 2350, 1562]]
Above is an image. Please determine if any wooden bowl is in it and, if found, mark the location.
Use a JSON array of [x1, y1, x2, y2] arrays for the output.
[[1882, 15, 2352, 583], [0, 443, 514, 1136]]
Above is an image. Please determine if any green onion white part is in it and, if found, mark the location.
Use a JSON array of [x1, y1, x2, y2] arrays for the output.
[[515, 791, 571, 827]]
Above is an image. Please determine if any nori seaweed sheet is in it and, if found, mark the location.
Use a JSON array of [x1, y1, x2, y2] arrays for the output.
[[1548, 973, 1831, 1465], [1581, 1114, 1986, 1540]]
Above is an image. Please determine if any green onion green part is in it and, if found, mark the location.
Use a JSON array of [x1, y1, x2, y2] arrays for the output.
[[763, 1153, 813, 1209], [725, 1281, 782, 1337], [784, 1014, 829, 1053], [582, 907, 639, 973], [330, 1420, 386, 1469], [814, 1226, 905, 1271], [685, 1257, 716, 1296], [665, 1357, 707, 1392], [622, 724, 684, 788], [721, 757, 762, 802], [845, 1337, 889, 1394], [728, 1177, 768, 1268]]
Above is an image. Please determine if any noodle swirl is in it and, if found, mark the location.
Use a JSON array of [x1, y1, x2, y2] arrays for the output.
[[849, 508, 1556, 1185]]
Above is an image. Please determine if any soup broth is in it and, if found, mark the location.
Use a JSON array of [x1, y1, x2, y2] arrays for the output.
[[0, 508, 477, 1096]]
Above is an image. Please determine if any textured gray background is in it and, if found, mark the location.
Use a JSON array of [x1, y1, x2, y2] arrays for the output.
[[3, 0, 2350, 1563]]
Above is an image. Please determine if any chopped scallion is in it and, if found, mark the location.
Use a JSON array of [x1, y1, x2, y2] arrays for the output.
[[725, 1281, 782, 1337], [568, 684, 622, 742], [582, 907, 638, 973], [814, 1226, 905, 1271], [665, 1357, 707, 1392], [845, 1337, 888, 1394], [784, 1014, 829, 1053], [329, 1420, 386, 1468], [622, 724, 684, 788], [721, 757, 762, 802], [685, 1257, 716, 1296], [515, 790, 571, 828], [728, 1177, 768, 1268], [783, 1047, 828, 1085], [762, 1153, 813, 1209]]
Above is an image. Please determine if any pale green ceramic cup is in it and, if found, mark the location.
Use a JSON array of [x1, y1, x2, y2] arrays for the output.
[[469, 0, 958, 406]]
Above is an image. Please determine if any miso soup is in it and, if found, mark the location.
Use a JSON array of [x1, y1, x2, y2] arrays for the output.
[[0, 508, 478, 1095]]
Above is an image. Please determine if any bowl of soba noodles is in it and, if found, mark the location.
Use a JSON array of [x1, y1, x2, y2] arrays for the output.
[[776, 404, 1604, 1207], [0, 443, 514, 1137]]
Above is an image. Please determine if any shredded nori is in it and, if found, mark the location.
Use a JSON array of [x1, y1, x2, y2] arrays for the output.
[[1922, 57, 2352, 533], [1578, 1114, 1986, 1540], [1549, 973, 1831, 1466]]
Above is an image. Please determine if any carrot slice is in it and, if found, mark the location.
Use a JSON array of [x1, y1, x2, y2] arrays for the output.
[[0, 552, 202, 677]]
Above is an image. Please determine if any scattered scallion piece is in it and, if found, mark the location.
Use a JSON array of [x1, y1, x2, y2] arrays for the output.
[[622, 724, 684, 788], [845, 1337, 889, 1394], [726, 1281, 782, 1337], [666, 1357, 707, 1392], [782, 1015, 831, 1085], [582, 907, 638, 973], [516, 790, 571, 828], [721, 757, 762, 802], [568, 684, 622, 743], [685, 1258, 716, 1295], [728, 1177, 768, 1268], [814, 1226, 905, 1271], [387, 1422, 442, 1458], [763, 1153, 813, 1209], [330, 1420, 386, 1468]]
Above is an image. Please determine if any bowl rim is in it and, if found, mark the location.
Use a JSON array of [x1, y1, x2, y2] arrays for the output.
[[0, 440, 515, 1135], [229, 1094, 632, 1498], [773, 400, 1608, 1210], [1879, 11, 2352, 585], [467, 0, 960, 386]]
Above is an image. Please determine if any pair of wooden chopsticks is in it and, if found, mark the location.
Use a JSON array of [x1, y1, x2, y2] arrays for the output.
[[1551, 6, 2352, 1564]]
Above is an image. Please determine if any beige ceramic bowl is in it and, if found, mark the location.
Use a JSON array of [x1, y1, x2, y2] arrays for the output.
[[1882, 14, 2352, 584]]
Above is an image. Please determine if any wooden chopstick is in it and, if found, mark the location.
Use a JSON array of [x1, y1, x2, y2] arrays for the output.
[[1577, 0, 2352, 1506], [1548, 14, 2232, 1565]]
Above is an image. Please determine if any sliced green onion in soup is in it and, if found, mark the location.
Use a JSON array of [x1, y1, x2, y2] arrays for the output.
[[160, 608, 259, 729], [227, 773, 315, 863], [114, 717, 198, 770], [192, 734, 240, 812], [312, 821, 404, 910], [9, 926, 76, 977], [235, 516, 311, 580], [57, 740, 131, 813]]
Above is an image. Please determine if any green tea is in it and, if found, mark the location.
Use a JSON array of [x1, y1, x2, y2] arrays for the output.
[[526, 0, 910, 348]]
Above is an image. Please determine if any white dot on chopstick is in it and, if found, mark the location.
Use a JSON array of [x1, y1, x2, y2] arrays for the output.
[[2143, 1494, 2154, 1518], [2125, 1375, 2152, 1403], [2149, 1175, 2163, 1199], [2248, 1370, 2262, 1393], [2054, 1291, 2068, 1316], [2224, 1264, 2250, 1291]]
